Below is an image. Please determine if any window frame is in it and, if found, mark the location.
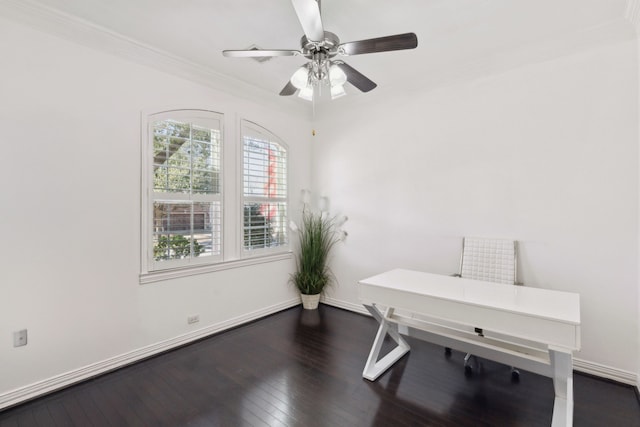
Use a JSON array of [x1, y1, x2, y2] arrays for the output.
[[140, 111, 291, 284], [240, 119, 290, 259], [141, 109, 224, 275]]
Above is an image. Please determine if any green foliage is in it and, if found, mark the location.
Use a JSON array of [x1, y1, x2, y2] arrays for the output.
[[153, 120, 220, 195], [154, 235, 204, 261], [290, 210, 341, 295]]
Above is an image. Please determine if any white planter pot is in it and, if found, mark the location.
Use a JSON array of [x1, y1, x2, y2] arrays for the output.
[[300, 293, 321, 310]]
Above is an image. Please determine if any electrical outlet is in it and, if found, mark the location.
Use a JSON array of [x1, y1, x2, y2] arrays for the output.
[[187, 315, 200, 325], [13, 329, 27, 347]]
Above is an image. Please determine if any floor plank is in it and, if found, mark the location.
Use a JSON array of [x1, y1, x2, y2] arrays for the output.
[[1, 305, 639, 426]]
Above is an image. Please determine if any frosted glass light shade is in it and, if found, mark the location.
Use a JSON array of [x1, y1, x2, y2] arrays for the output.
[[331, 84, 346, 99], [329, 64, 347, 87], [298, 86, 313, 101], [291, 66, 309, 90]]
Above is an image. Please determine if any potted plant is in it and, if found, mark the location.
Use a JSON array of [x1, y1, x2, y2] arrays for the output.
[[290, 209, 342, 309]]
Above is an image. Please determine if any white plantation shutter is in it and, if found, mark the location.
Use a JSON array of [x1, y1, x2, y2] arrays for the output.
[[242, 121, 288, 253], [149, 110, 223, 269], [141, 112, 291, 281]]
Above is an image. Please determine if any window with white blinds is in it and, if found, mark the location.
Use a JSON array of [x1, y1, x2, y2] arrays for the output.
[[242, 121, 288, 254], [141, 112, 290, 281], [147, 110, 222, 270]]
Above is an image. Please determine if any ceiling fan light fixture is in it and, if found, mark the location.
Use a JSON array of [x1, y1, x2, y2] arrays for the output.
[[223, 1, 418, 101], [291, 66, 310, 90], [298, 86, 314, 101], [329, 64, 347, 87], [331, 84, 346, 100]]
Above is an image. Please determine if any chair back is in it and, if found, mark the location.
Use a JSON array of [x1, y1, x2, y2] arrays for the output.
[[459, 237, 517, 285]]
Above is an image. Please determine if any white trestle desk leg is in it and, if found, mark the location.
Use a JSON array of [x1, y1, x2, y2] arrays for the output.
[[549, 347, 574, 427], [362, 304, 411, 381]]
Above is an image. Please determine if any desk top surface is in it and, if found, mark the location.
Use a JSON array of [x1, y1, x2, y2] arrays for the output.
[[359, 269, 580, 325]]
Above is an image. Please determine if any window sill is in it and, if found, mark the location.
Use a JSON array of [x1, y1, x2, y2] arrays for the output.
[[140, 252, 293, 285]]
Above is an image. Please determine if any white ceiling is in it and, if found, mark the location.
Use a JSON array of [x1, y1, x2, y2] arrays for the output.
[[12, 0, 635, 105]]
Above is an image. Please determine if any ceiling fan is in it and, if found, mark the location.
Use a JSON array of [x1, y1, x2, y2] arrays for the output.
[[222, 0, 418, 101]]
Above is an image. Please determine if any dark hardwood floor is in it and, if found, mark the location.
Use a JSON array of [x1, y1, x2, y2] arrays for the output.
[[2, 305, 639, 426]]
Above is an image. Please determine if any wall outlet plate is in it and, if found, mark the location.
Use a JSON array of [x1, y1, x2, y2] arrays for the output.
[[13, 329, 27, 347], [187, 315, 200, 325]]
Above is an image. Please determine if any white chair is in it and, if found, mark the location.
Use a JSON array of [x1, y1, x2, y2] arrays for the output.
[[446, 237, 521, 380]]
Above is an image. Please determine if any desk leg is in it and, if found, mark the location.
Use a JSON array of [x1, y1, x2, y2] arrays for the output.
[[362, 304, 411, 381], [550, 348, 573, 427]]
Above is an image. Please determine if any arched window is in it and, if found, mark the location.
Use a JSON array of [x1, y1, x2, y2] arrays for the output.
[[144, 110, 223, 271], [242, 120, 288, 255], [141, 111, 289, 281]]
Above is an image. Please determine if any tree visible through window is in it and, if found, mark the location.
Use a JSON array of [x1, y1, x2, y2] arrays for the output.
[[151, 113, 222, 267], [142, 112, 289, 279]]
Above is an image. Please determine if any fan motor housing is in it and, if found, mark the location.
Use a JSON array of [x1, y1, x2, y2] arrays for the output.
[[300, 31, 340, 58]]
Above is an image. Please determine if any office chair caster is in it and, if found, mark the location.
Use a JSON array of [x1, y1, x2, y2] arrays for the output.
[[444, 347, 452, 357], [464, 354, 478, 377], [511, 368, 520, 382], [464, 364, 473, 377]]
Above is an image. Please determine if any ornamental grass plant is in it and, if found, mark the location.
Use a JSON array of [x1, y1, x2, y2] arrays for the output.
[[291, 209, 341, 296]]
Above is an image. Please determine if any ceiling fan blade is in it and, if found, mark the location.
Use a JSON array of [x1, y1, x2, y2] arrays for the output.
[[223, 49, 301, 58], [291, 0, 324, 42], [335, 62, 377, 93], [279, 81, 297, 96], [340, 32, 418, 56]]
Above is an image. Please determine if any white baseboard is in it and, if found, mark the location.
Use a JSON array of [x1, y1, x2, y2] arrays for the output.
[[573, 358, 637, 385], [0, 298, 301, 410], [321, 296, 369, 315], [3, 296, 636, 410], [321, 297, 639, 387]]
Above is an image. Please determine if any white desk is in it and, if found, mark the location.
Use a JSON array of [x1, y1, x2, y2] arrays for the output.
[[358, 269, 581, 427]]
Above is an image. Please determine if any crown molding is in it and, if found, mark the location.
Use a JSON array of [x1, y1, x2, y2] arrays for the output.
[[0, 0, 310, 119], [0, 0, 634, 127]]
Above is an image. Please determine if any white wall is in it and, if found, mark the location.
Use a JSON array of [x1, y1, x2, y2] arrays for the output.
[[1, 8, 639, 405], [313, 39, 639, 378], [0, 17, 312, 403]]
